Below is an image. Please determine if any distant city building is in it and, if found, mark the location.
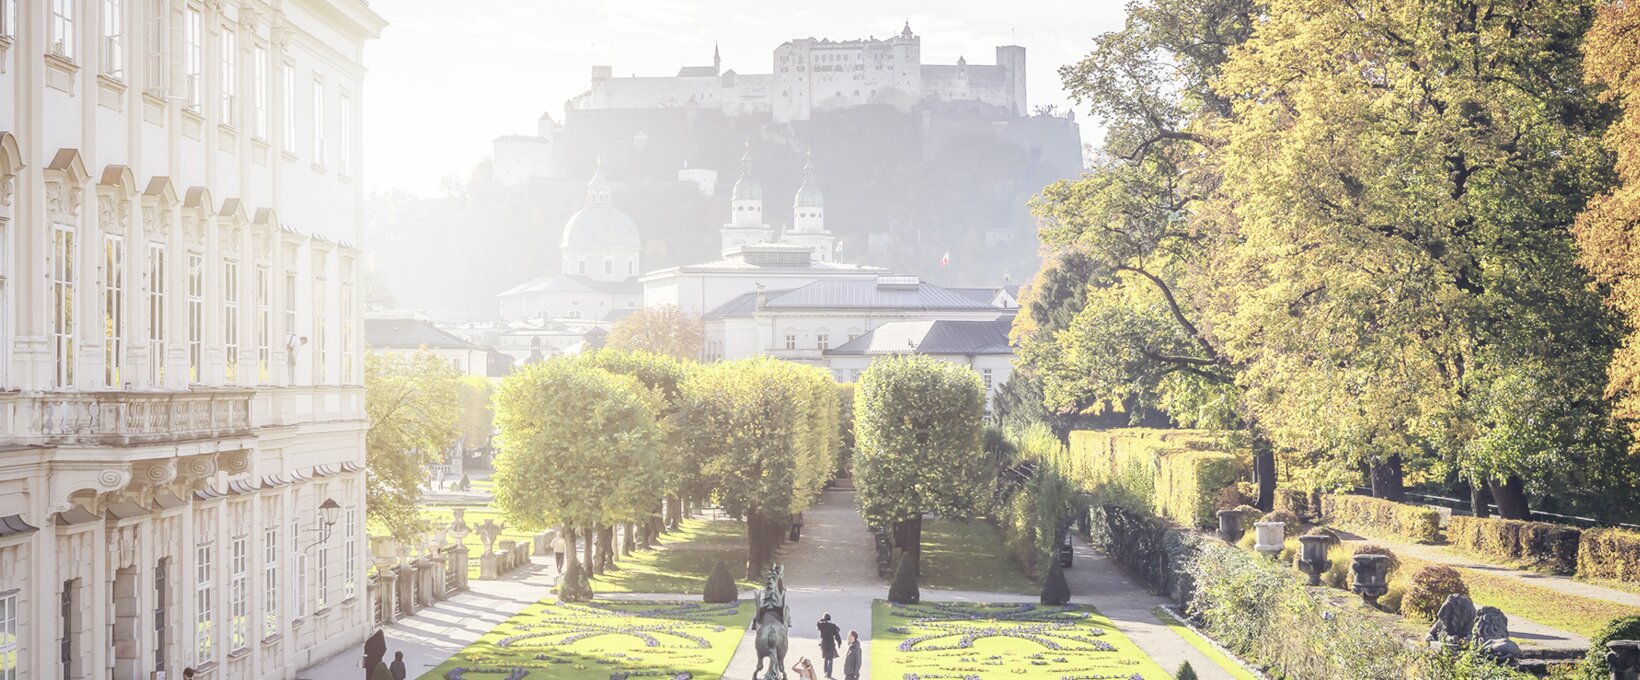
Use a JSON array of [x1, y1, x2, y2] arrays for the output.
[[568, 23, 1029, 122], [491, 112, 562, 186], [824, 317, 1017, 411], [364, 317, 491, 377], [497, 161, 644, 322], [0, 2, 386, 679]]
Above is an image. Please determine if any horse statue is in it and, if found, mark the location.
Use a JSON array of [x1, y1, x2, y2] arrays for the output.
[[751, 565, 790, 680]]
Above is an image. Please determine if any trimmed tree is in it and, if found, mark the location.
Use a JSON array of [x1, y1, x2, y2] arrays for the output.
[[1041, 561, 1070, 605], [606, 303, 706, 361], [703, 560, 738, 603], [491, 358, 663, 601], [853, 355, 989, 573], [364, 350, 459, 541], [583, 349, 697, 534], [888, 552, 920, 604]]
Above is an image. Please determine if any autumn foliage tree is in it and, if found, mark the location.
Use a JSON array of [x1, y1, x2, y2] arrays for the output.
[[606, 304, 706, 361], [852, 355, 990, 572], [364, 350, 459, 540]]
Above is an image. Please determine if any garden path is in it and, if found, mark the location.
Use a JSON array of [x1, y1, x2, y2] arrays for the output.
[[721, 487, 1244, 680]]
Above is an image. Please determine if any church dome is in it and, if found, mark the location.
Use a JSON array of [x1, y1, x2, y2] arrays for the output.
[[733, 174, 763, 201], [794, 157, 823, 208], [561, 206, 640, 250]]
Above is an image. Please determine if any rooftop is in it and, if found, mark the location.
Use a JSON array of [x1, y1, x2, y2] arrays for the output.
[[825, 317, 1016, 356], [365, 318, 484, 351], [704, 277, 1005, 318]]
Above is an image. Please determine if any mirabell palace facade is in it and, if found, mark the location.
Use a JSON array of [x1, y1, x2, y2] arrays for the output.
[[0, 1, 384, 678]]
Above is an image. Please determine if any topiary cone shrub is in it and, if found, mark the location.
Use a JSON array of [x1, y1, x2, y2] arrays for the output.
[[1176, 661, 1199, 680], [557, 559, 594, 602], [1580, 615, 1640, 678], [888, 553, 920, 604], [1041, 560, 1070, 605], [1401, 564, 1469, 621], [703, 559, 738, 603]]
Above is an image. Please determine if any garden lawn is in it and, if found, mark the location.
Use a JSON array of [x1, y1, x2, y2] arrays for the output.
[[920, 518, 1037, 594], [1397, 555, 1640, 639], [420, 598, 750, 680], [871, 600, 1171, 680], [589, 518, 759, 594]]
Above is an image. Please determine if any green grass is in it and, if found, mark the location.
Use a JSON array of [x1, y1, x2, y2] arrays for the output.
[[587, 518, 759, 595], [1150, 607, 1261, 680], [871, 600, 1171, 679], [920, 518, 1038, 594], [419, 598, 750, 680]]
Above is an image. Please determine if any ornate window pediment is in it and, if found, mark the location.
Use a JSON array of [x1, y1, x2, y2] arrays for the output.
[[181, 185, 213, 247], [97, 165, 137, 235]]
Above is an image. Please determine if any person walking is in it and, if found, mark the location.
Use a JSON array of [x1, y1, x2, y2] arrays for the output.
[[842, 630, 861, 680], [816, 612, 843, 678], [390, 651, 408, 680], [551, 532, 568, 573]]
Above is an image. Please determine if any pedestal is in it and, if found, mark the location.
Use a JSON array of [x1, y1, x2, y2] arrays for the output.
[[480, 552, 500, 580]]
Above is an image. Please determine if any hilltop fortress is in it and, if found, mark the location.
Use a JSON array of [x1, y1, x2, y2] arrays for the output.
[[567, 23, 1028, 122]]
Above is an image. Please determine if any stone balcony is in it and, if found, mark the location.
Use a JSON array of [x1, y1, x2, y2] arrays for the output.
[[5, 389, 255, 447]]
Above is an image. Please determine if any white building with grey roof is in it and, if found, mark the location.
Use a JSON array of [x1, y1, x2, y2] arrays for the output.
[[824, 317, 1017, 411]]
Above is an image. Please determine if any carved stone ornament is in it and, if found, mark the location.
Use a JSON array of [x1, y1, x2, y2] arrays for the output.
[[134, 459, 179, 487], [46, 182, 82, 223], [0, 176, 13, 207], [218, 450, 251, 476], [49, 467, 133, 514]]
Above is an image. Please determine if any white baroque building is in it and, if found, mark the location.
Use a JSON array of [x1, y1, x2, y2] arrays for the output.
[[0, 1, 384, 679]]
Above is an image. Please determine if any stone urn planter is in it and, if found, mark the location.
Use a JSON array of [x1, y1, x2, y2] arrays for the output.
[[1295, 534, 1333, 585], [1253, 521, 1285, 557], [1217, 509, 1245, 542], [1351, 554, 1391, 605], [370, 536, 399, 562], [1608, 640, 1640, 680]]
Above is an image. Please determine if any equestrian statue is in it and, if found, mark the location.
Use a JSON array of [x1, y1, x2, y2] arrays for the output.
[[752, 565, 791, 680]]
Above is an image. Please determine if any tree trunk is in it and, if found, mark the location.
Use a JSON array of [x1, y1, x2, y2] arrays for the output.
[[557, 526, 592, 602], [622, 523, 635, 555], [892, 516, 924, 576], [1370, 455, 1406, 502], [598, 525, 617, 570], [666, 495, 684, 531], [1489, 476, 1531, 520], [583, 526, 595, 573], [1468, 480, 1491, 519], [1252, 432, 1277, 511], [745, 513, 769, 580]]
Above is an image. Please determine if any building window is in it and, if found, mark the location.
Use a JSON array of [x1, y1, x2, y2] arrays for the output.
[[0, 589, 16, 680], [102, 0, 124, 78], [230, 536, 248, 651], [291, 519, 307, 618], [262, 524, 279, 639], [817, 333, 829, 351], [785, 334, 796, 350], [143, 1, 166, 95], [604, 258, 613, 275], [147, 243, 167, 385], [313, 276, 326, 384], [339, 94, 352, 175], [315, 543, 329, 610], [59, 579, 77, 678], [281, 63, 296, 153], [256, 265, 270, 382], [220, 25, 237, 125], [49, 0, 74, 58], [223, 260, 239, 383], [1, 0, 14, 38], [154, 558, 168, 672], [187, 253, 203, 382], [195, 543, 214, 662], [340, 281, 354, 382], [344, 508, 357, 598], [0, 223, 7, 390], [184, 7, 202, 109], [104, 235, 125, 387], [982, 368, 993, 392], [577, 258, 586, 275], [52, 225, 76, 388], [252, 46, 269, 138], [311, 79, 326, 165]]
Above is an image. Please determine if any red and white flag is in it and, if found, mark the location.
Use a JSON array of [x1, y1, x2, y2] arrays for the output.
[[939, 250, 950, 267]]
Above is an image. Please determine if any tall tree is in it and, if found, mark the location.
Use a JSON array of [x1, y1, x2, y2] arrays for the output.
[[853, 355, 990, 571], [1576, 0, 1640, 448], [491, 358, 663, 600], [364, 351, 459, 540], [606, 304, 706, 361], [582, 348, 696, 532], [453, 375, 494, 455], [1206, 0, 1623, 517]]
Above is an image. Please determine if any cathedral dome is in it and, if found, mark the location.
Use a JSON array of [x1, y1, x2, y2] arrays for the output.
[[733, 174, 763, 201], [794, 157, 823, 208], [561, 206, 640, 250]]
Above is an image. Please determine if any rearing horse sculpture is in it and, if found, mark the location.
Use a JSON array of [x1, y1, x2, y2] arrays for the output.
[[752, 565, 790, 680]]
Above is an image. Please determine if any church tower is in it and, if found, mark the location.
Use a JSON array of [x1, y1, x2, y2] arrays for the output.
[[785, 155, 836, 262], [721, 147, 773, 254]]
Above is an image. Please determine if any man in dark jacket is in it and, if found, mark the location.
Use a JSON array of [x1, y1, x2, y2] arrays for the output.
[[390, 651, 408, 680], [842, 630, 862, 680], [816, 612, 843, 678]]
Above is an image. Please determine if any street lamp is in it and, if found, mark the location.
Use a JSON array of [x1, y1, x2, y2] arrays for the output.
[[306, 498, 342, 552]]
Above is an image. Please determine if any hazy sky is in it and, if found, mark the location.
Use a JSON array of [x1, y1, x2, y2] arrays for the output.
[[362, 1, 1127, 194]]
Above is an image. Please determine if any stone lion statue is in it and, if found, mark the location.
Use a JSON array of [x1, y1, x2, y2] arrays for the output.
[[1472, 606, 1521, 661], [1426, 594, 1476, 644]]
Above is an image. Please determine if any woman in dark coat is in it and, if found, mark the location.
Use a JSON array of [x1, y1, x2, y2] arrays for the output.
[[817, 612, 843, 677]]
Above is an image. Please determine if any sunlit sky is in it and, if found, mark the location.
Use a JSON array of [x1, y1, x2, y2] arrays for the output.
[[361, 1, 1127, 195]]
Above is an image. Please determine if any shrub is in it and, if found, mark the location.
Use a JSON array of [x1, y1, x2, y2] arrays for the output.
[[1278, 537, 1300, 563], [1041, 560, 1070, 605], [1352, 544, 1401, 575], [1578, 615, 1640, 679], [1321, 544, 1352, 589], [888, 553, 920, 604], [1087, 503, 1202, 604], [1305, 526, 1340, 543], [1262, 509, 1301, 536], [1215, 485, 1251, 511], [702, 560, 737, 603], [1321, 494, 1441, 543], [1401, 565, 1469, 622], [1176, 662, 1199, 680], [1274, 486, 1312, 517], [1448, 515, 1581, 574], [1577, 528, 1640, 585], [1070, 429, 1248, 529]]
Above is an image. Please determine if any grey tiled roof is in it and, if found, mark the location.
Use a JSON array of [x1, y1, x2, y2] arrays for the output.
[[365, 318, 483, 350], [825, 317, 1016, 356], [705, 279, 1003, 319], [499, 274, 642, 297]]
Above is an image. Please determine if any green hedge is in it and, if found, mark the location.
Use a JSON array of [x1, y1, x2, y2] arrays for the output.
[[1578, 528, 1640, 585], [1069, 429, 1245, 529], [1448, 516, 1581, 574], [1321, 494, 1441, 543]]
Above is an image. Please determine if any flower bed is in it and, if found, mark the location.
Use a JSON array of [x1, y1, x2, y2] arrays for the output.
[[870, 600, 1169, 679], [423, 599, 749, 680]]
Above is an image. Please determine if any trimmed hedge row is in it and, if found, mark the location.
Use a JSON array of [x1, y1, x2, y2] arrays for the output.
[[1070, 429, 1245, 529], [1321, 494, 1441, 543], [1448, 515, 1581, 574], [1578, 528, 1640, 585]]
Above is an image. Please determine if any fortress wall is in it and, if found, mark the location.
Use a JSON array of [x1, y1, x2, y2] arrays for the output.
[[599, 75, 726, 110], [921, 65, 1017, 112]]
